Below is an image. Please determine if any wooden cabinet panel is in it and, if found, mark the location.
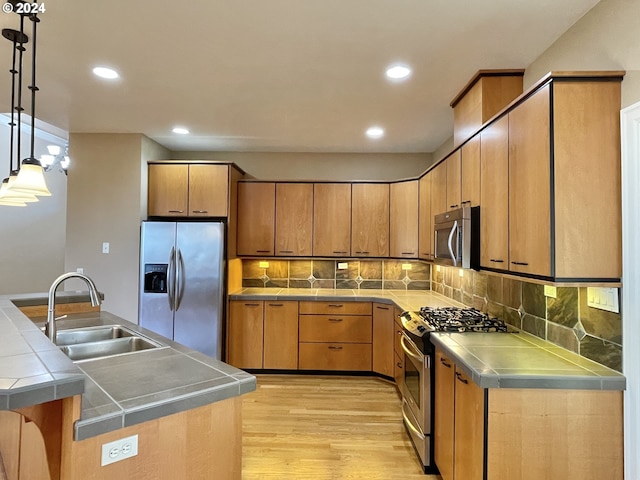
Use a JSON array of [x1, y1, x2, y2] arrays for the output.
[[227, 301, 264, 369], [480, 116, 509, 269], [418, 172, 433, 260], [434, 349, 455, 480], [351, 183, 389, 257], [431, 162, 447, 217], [390, 180, 419, 257], [148, 164, 189, 216], [275, 183, 313, 256], [236, 182, 276, 256], [298, 343, 372, 371], [453, 368, 485, 480], [263, 301, 299, 369], [508, 86, 552, 276], [372, 303, 394, 377], [445, 150, 461, 211], [299, 315, 372, 343], [298, 301, 372, 315], [188, 164, 229, 217], [313, 183, 351, 256], [460, 135, 480, 207]]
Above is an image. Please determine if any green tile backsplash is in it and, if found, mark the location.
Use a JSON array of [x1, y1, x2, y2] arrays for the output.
[[242, 259, 431, 291], [431, 266, 622, 372]]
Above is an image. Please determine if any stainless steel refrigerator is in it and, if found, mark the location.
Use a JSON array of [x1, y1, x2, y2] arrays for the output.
[[139, 221, 225, 359]]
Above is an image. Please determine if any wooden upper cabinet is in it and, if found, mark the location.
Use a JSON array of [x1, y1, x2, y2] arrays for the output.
[[188, 164, 229, 217], [275, 183, 313, 256], [390, 180, 419, 258], [480, 116, 509, 269], [313, 183, 351, 256], [460, 135, 480, 207], [148, 164, 188, 216], [148, 163, 229, 217], [237, 182, 275, 256], [418, 172, 433, 260], [351, 183, 390, 257], [431, 162, 447, 217], [446, 150, 461, 211], [508, 85, 552, 277]]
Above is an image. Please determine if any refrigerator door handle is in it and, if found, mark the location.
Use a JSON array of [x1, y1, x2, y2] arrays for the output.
[[175, 248, 186, 311], [167, 246, 176, 311]]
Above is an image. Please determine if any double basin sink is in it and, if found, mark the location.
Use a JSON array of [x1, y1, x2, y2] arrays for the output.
[[45, 324, 164, 362]]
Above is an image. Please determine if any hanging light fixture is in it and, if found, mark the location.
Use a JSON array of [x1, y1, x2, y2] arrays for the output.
[[0, 1, 50, 207]]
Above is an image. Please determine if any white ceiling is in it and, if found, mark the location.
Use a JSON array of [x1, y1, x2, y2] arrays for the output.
[[0, 0, 600, 153]]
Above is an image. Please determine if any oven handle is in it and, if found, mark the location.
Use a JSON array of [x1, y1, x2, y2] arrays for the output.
[[400, 335, 424, 364], [402, 404, 425, 440], [447, 220, 458, 267]]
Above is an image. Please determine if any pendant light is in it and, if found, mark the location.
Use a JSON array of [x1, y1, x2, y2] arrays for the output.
[[9, 8, 50, 197]]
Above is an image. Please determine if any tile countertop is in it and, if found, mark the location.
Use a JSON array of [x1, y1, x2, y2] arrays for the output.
[[230, 288, 626, 391], [0, 293, 256, 440]]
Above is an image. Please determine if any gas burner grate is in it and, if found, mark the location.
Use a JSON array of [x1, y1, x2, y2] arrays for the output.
[[417, 307, 508, 333]]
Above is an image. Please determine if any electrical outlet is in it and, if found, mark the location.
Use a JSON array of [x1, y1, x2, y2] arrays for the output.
[[102, 242, 110, 254], [101, 434, 138, 466], [544, 285, 557, 298], [337, 262, 348, 270], [76, 267, 84, 274], [259, 261, 269, 269], [587, 287, 619, 313]]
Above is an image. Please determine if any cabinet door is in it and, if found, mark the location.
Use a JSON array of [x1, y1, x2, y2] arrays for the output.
[[390, 180, 419, 258], [434, 349, 455, 480], [461, 135, 480, 207], [508, 86, 552, 276], [431, 162, 447, 217], [454, 368, 485, 480], [188, 164, 229, 217], [275, 183, 313, 256], [418, 172, 432, 260], [148, 164, 189, 216], [372, 303, 394, 377], [237, 182, 275, 256], [480, 116, 509, 268], [313, 183, 351, 256], [393, 307, 404, 388], [351, 183, 390, 257], [227, 301, 264, 369], [446, 150, 461, 211], [263, 301, 298, 369]]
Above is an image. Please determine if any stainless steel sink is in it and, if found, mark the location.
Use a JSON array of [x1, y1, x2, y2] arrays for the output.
[[54, 325, 136, 346], [59, 335, 163, 361]]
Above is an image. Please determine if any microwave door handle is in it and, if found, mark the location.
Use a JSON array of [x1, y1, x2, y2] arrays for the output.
[[448, 220, 458, 267]]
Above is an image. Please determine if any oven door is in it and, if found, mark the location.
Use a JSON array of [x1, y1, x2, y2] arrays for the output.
[[400, 333, 430, 433]]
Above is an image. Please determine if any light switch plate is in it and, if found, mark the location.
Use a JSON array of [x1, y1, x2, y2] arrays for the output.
[[587, 287, 619, 313]]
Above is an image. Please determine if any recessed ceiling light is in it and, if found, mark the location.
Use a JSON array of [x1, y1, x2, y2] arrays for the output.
[[172, 127, 190, 135], [92, 66, 119, 79], [385, 64, 412, 80], [366, 126, 384, 139]]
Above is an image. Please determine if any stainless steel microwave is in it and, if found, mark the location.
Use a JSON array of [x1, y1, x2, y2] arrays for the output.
[[433, 206, 479, 269]]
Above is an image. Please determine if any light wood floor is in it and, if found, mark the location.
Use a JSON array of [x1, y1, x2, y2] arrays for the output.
[[242, 374, 442, 480]]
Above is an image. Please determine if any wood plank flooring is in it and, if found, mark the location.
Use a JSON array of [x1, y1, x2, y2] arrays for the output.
[[242, 375, 442, 480]]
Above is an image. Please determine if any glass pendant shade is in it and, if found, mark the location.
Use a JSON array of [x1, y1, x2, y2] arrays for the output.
[[10, 160, 51, 196], [0, 175, 39, 203]]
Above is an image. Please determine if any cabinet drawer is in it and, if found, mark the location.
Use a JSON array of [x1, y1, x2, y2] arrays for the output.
[[299, 315, 372, 343], [298, 301, 372, 315], [298, 343, 372, 371]]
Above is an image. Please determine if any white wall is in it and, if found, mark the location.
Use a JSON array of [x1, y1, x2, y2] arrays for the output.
[[64, 134, 169, 322], [0, 123, 68, 294], [170, 151, 431, 181]]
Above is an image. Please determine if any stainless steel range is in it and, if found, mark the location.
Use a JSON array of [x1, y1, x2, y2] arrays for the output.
[[398, 306, 509, 474]]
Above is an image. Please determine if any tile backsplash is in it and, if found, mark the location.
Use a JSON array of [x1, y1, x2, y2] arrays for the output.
[[432, 266, 622, 372], [241, 259, 431, 291]]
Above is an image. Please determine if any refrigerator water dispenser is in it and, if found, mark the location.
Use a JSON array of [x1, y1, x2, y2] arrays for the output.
[[144, 264, 168, 293]]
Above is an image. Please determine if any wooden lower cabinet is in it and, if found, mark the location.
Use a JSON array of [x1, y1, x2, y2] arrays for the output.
[[372, 303, 394, 378], [227, 301, 264, 369], [392, 309, 404, 388], [263, 301, 299, 369], [434, 348, 624, 480], [298, 343, 372, 371], [0, 411, 52, 480]]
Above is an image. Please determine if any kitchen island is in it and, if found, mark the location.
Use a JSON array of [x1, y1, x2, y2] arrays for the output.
[[0, 292, 255, 480]]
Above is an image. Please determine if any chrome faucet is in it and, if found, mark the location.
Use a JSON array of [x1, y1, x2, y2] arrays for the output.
[[46, 272, 102, 343]]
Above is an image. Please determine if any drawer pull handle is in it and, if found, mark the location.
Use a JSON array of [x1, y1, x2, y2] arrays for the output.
[[440, 357, 451, 368], [511, 261, 529, 266], [332, 251, 348, 254], [328, 318, 343, 322], [449, 204, 459, 209], [192, 210, 208, 214], [397, 362, 403, 368], [256, 250, 271, 253], [355, 251, 369, 255], [401, 252, 415, 255], [455, 372, 468, 384], [397, 330, 403, 335], [244, 303, 260, 307], [328, 304, 344, 308], [376, 306, 389, 310], [490, 259, 505, 263], [168, 210, 184, 213], [269, 303, 283, 307], [328, 346, 343, 351], [279, 250, 294, 253]]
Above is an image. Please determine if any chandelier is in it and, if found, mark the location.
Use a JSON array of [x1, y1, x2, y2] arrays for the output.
[[0, 1, 51, 207]]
